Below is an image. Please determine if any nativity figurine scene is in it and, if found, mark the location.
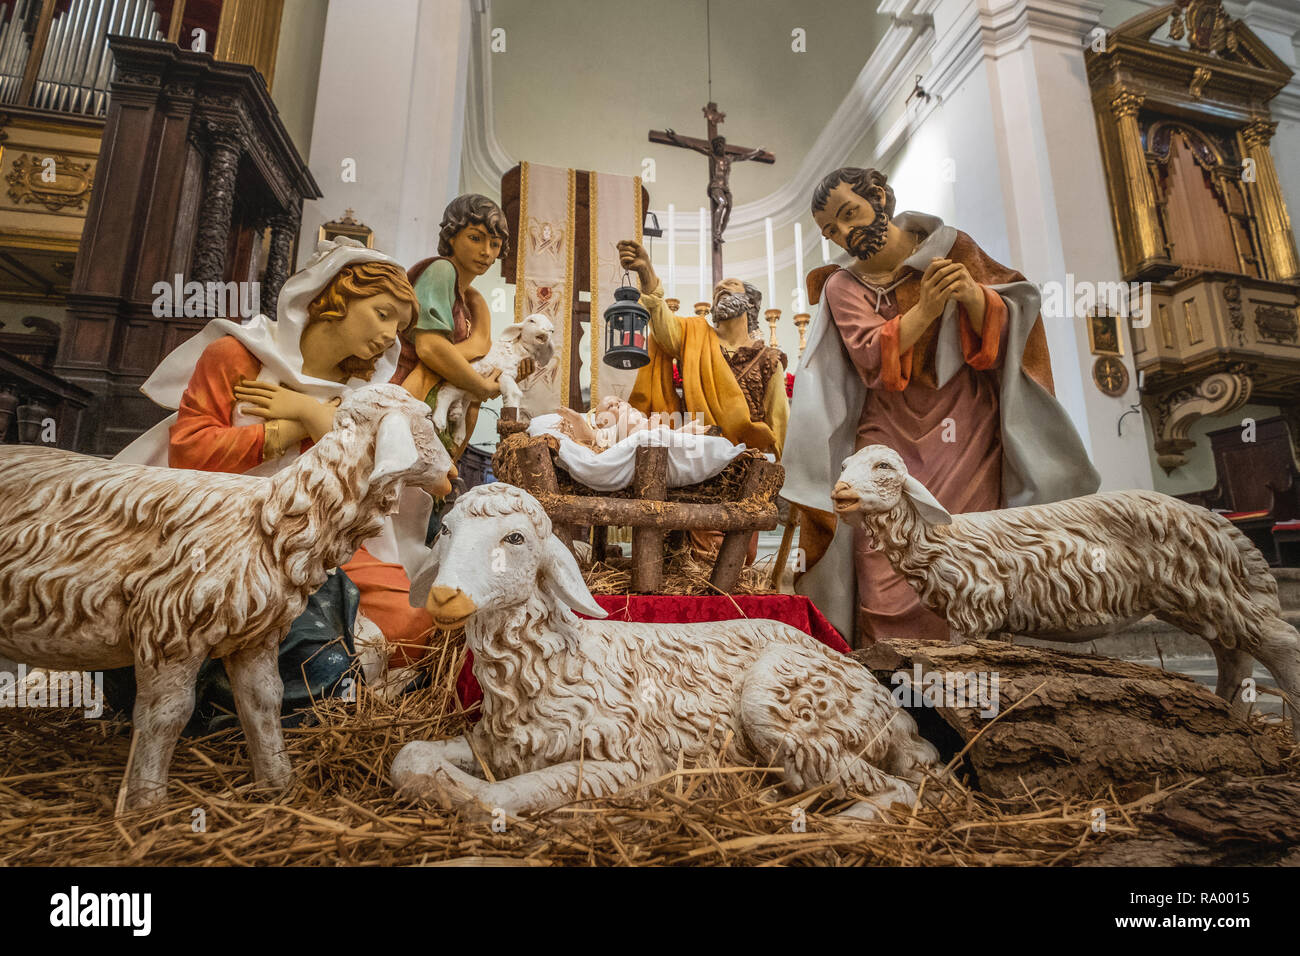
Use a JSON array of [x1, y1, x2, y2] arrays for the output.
[[2, 172, 1293, 850], [2, 0, 1298, 866]]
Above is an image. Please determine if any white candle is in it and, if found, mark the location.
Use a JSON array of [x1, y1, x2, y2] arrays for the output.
[[821, 235, 831, 264], [666, 204, 676, 298], [794, 221, 805, 313], [698, 206, 707, 303], [764, 217, 776, 308]]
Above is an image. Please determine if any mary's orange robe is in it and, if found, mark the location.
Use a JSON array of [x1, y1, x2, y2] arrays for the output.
[[170, 335, 433, 667]]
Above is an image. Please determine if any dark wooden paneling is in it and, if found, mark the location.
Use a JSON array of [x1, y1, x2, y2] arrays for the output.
[[56, 37, 321, 454]]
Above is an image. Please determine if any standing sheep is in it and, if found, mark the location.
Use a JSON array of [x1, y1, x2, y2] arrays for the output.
[[391, 483, 939, 819], [432, 312, 555, 446], [0, 385, 453, 809], [832, 444, 1300, 735]]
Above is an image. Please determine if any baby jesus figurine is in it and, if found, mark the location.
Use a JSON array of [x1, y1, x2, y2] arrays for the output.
[[554, 396, 711, 452]]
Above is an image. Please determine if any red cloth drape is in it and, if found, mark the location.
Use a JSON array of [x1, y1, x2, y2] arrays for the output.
[[454, 594, 849, 711]]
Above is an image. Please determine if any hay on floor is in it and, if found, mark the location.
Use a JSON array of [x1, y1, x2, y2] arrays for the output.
[[2, 626, 1296, 866]]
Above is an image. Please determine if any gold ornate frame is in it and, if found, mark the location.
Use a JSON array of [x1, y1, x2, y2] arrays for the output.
[[1085, 2, 1298, 284]]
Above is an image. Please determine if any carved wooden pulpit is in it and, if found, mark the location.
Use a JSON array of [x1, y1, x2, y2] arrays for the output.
[[56, 36, 320, 456]]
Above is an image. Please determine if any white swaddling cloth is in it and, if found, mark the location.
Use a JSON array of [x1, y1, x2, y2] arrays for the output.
[[527, 413, 748, 491]]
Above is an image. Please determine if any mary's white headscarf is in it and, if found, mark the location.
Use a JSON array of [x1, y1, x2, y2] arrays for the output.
[[115, 237, 431, 573], [117, 237, 405, 471]]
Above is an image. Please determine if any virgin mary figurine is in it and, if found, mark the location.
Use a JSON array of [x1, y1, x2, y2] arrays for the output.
[[115, 238, 441, 721]]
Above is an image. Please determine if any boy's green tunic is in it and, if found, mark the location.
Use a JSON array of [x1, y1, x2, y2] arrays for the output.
[[400, 256, 476, 452]]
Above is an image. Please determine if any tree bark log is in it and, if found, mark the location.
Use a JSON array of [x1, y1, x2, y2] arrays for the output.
[[710, 460, 770, 592], [855, 639, 1284, 800]]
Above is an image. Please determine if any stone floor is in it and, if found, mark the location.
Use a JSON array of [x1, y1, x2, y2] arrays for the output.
[[1128, 654, 1284, 716]]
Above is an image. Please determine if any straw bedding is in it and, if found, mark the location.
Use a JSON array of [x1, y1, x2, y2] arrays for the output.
[[2, 623, 1295, 866], [584, 537, 773, 595]]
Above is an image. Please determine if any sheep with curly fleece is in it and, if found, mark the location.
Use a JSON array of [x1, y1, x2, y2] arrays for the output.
[[831, 444, 1300, 735], [391, 483, 939, 819], [432, 312, 555, 446], [0, 384, 453, 809]]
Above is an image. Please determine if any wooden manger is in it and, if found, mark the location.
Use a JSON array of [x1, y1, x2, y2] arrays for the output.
[[492, 432, 784, 593]]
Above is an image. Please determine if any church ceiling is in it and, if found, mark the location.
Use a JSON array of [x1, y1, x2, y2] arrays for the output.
[[484, 0, 889, 213]]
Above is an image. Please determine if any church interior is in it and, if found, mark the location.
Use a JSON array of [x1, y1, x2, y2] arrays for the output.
[[1, 0, 1300, 872]]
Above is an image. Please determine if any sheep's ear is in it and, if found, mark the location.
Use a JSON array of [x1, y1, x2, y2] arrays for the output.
[[902, 476, 952, 525], [500, 323, 523, 342], [407, 546, 440, 609], [371, 412, 419, 484], [540, 534, 607, 619]]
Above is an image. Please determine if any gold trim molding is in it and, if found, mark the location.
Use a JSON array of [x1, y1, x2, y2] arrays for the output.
[[1085, 2, 1297, 283], [216, 0, 286, 90], [4, 151, 94, 213]]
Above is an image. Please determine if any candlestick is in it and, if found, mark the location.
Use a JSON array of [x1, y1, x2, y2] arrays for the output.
[[698, 207, 707, 303], [764, 217, 776, 308], [765, 308, 781, 348], [666, 297, 681, 315], [693, 302, 711, 316], [794, 222, 806, 313], [666, 203, 676, 299], [794, 312, 811, 355]]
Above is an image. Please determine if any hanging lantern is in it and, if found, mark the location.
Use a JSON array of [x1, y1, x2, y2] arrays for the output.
[[602, 273, 650, 370]]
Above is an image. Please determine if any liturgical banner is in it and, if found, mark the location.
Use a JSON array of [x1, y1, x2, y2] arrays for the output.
[[589, 171, 643, 402], [514, 161, 576, 410]]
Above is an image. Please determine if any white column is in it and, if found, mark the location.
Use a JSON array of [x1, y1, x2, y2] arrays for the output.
[[1234, 1, 1300, 218], [920, 0, 1155, 491], [301, 0, 471, 265]]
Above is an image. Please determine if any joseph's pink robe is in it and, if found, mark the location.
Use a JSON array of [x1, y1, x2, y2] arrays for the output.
[[823, 265, 1009, 642]]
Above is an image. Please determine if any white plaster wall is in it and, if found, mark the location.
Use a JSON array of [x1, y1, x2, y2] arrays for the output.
[[1024, 21, 1157, 490], [300, 0, 470, 267], [270, 0, 328, 160]]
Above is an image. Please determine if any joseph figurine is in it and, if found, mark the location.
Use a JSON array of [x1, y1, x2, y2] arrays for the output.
[[782, 167, 1099, 646]]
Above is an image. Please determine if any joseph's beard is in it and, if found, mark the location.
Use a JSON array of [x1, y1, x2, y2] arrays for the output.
[[846, 201, 891, 260], [712, 291, 749, 325]]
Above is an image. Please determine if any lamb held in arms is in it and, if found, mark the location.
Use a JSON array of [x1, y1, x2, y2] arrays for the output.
[[431, 312, 556, 445]]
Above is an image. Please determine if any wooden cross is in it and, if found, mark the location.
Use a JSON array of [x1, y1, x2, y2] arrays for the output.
[[649, 102, 775, 288]]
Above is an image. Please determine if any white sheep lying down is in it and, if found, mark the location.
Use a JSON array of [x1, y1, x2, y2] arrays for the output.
[[392, 483, 939, 818], [432, 312, 555, 446], [0, 385, 453, 809], [832, 444, 1300, 737]]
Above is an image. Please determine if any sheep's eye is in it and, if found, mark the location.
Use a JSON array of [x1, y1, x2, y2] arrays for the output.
[[503, 532, 525, 545], [438, 524, 451, 536]]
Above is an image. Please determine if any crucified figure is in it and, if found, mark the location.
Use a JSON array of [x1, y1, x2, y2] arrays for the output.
[[662, 130, 766, 247], [650, 102, 775, 287]]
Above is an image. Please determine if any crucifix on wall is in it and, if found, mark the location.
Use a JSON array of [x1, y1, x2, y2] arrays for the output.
[[649, 102, 775, 287]]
